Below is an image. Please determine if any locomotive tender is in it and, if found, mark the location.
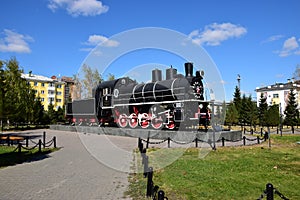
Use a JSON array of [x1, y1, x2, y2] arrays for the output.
[[66, 62, 210, 130]]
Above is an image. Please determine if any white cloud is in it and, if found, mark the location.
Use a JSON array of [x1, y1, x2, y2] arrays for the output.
[[0, 29, 34, 53], [261, 34, 284, 43], [48, 0, 109, 17], [278, 36, 300, 57], [83, 34, 119, 47], [188, 23, 247, 46]]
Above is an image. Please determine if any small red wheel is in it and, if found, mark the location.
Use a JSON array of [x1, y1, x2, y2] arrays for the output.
[[118, 114, 128, 128], [151, 117, 163, 129], [128, 113, 138, 128]]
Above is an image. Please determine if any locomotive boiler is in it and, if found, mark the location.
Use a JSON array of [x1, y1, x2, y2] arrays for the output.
[[66, 62, 210, 130]]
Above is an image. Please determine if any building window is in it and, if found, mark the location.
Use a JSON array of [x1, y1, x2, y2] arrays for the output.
[[57, 99, 62, 102], [41, 98, 44, 102], [41, 83, 45, 87], [56, 91, 62, 95], [273, 94, 279, 98], [57, 84, 62, 88], [34, 82, 38, 86], [49, 83, 54, 87], [41, 90, 45, 94]]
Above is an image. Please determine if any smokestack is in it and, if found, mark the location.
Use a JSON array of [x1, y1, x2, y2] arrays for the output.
[[152, 69, 162, 82], [184, 62, 193, 77], [166, 66, 177, 80]]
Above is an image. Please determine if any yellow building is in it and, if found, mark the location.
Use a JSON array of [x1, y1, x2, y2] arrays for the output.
[[21, 73, 66, 111]]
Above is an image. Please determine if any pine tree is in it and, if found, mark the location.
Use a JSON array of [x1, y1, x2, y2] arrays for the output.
[[258, 93, 268, 127], [284, 88, 299, 127], [225, 103, 239, 129], [266, 104, 280, 127]]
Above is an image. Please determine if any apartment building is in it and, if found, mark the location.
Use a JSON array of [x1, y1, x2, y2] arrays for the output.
[[255, 80, 300, 114], [21, 72, 67, 111]]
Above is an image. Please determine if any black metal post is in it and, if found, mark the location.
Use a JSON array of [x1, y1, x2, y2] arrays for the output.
[[43, 131, 46, 148], [261, 127, 263, 136], [257, 136, 260, 144], [18, 143, 22, 153], [143, 155, 148, 178], [53, 136, 56, 148], [195, 138, 198, 148], [266, 183, 274, 200], [146, 167, 153, 197], [243, 136, 246, 146], [167, 137, 170, 148], [26, 136, 29, 147], [146, 136, 149, 149], [38, 139, 42, 153], [7, 135, 10, 146], [158, 190, 166, 200]]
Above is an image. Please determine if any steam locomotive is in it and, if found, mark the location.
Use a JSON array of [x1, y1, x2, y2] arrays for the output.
[[66, 62, 210, 130]]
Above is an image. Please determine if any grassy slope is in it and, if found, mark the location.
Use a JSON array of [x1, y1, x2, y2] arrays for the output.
[[127, 135, 300, 199]]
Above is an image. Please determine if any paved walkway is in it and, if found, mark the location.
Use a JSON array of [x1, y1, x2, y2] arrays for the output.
[[0, 129, 138, 200], [0, 129, 264, 200]]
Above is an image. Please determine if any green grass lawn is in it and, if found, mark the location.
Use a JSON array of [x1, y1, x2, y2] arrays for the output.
[[127, 134, 300, 199], [0, 145, 59, 168]]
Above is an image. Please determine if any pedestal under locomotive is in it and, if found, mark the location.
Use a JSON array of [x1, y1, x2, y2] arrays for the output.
[[66, 62, 210, 129]]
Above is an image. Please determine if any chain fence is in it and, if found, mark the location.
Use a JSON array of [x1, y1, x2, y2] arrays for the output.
[[0, 131, 57, 154], [140, 134, 266, 149]]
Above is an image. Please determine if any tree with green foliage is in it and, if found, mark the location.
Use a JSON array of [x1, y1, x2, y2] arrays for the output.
[[225, 103, 239, 128], [0, 58, 44, 127], [258, 92, 268, 127], [284, 88, 299, 128], [266, 104, 280, 127], [233, 86, 242, 116], [80, 64, 103, 98]]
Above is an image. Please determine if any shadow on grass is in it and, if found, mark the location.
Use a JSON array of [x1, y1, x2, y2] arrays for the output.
[[0, 147, 60, 168]]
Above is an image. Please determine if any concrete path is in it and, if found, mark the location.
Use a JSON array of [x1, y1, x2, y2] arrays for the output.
[[0, 129, 138, 200]]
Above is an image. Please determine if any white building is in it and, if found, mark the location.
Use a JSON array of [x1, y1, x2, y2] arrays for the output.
[[255, 80, 300, 115]]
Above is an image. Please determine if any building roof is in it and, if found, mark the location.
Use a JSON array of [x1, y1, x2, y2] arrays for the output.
[[255, 81, 300, 92], [21, 73, 54, 82]]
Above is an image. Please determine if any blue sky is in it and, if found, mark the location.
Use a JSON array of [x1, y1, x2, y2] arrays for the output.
[[1, 0, 300, 101]]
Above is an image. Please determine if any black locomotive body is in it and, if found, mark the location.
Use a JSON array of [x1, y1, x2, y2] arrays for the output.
[[66, 62, 210, 129]]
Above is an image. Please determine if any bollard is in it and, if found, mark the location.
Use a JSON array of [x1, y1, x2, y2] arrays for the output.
[[138, 138, 143, 153], [257, 136, 260, 144], [38, 139, 42, 153], [26, 136, 29, 147], [277, 128, 278, 134], [146, 137, 149, 149], [7, 135, 10, 146], [53, 136, 56, 148], [251, 129, 253, 135], [195, 138, 198, 148], [146, 167, 154, 197], [261, 127, 263, 136], [143, 155, 148, 178], [158, 190, 166, 200], [221, 137, 225, 147], [167, 137, 170, 148], [266, 183, 274, 200], [43, 131, 46, 148], [18, 143, 22, 154], [243, 136, 246, 146]]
